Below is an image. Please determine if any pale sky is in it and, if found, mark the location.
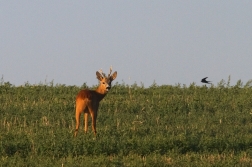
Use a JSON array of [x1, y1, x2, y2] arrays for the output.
[[1, 1, 252, 87]]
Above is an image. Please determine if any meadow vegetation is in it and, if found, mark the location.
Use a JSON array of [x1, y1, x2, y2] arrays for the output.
[[1, 78, 252, 166]]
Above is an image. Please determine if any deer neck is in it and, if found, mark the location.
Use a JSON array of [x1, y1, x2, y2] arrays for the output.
[[95, 86, 108, 101]]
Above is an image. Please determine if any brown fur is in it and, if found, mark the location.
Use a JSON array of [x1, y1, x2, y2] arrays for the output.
[[74, 70, 117, 137]]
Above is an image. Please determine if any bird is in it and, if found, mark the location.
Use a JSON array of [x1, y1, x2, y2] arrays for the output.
[[201, 77, 211, 84]]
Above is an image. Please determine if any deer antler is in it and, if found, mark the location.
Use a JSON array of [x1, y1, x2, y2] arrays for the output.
[[108, 66, 112, 77], [98, 69, 105, 77]]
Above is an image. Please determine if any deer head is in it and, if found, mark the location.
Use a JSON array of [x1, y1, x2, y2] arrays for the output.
[[96, 67, 117, 93]]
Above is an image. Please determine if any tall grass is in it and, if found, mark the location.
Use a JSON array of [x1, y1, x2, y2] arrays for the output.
[[0, 79, 252, 166]]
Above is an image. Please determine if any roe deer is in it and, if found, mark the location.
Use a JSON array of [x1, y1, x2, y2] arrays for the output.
[[74, 67, 117, 137]]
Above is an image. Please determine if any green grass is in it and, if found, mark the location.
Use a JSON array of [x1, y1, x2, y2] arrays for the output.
[[1, 79, 252, 166]]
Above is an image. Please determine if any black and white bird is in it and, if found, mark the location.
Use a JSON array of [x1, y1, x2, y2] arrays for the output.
[[201, 77, 211, 84]]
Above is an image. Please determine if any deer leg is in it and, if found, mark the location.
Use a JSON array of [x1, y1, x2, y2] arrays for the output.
[[84, 112, 88, 133], [91, 112, 97, 135], [74, 111, 81, 137]]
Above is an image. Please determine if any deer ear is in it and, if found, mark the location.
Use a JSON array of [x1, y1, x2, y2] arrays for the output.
[[110, 71, 117, 81], [96, 71, 103, 81]]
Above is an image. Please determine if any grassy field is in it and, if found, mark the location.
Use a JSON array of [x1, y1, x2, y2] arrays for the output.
[[1, 79, 252, 166]]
